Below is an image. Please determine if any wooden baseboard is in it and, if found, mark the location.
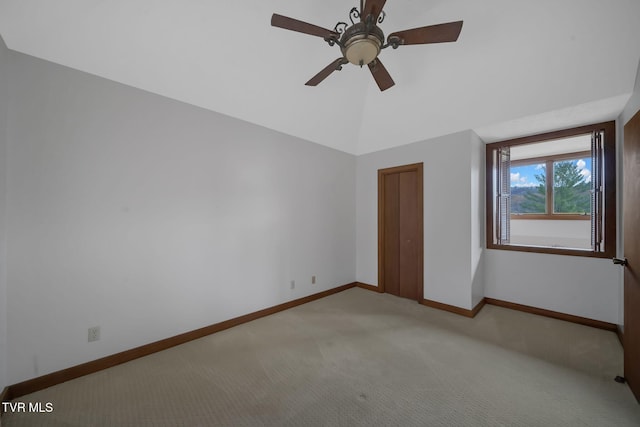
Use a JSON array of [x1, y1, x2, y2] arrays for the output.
[[471, 298, 486, 317], [420, 298, 485, 318], [484, 298, 618, 332], [356, 282, 383, 293], [6, 282, 357, 400], [616, 325, 624, 347]]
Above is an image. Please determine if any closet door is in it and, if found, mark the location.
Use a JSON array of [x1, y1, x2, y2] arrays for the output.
[[379, 163, 423, 301]]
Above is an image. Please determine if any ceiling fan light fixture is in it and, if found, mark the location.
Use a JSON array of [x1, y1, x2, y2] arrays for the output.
[[340, 22, 384, 66], [344, 37, 381, 66]]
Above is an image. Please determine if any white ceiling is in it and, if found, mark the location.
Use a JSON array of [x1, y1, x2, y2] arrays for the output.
[[0, 0, 639, 155]]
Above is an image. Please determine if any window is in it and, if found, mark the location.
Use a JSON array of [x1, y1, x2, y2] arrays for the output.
[[486, 121, 615, 257]]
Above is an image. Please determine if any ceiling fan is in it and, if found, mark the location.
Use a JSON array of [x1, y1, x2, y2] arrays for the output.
[[271, 0, 463, 91]]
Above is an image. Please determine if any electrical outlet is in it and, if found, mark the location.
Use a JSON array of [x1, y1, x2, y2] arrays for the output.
[[312, 275, 316, 284], [88, 326, 100, 342], [290, 280, 295, 290]]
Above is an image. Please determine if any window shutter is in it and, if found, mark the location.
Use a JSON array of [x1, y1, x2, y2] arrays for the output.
[[591, 131, 603, 251], [496, 146, 511, 244]]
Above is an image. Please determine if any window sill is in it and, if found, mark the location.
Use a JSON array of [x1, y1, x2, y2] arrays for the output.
[[486, 242, 613, 259], [511, 215, 590, 221]]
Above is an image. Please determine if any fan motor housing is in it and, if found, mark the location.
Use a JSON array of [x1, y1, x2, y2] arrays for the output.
[[340, 22, 385, 66]]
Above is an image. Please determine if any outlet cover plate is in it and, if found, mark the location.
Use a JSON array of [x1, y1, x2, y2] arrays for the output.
[[88, 326, 100, 342]]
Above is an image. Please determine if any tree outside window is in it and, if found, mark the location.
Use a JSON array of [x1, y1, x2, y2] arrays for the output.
[[552, 159, 590, 215]]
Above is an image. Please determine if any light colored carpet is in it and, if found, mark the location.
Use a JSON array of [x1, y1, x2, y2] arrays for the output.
[[3, 288, 640, 426]]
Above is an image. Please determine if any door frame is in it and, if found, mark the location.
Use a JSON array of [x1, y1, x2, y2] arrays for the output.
[[378, 162, 424, 300]]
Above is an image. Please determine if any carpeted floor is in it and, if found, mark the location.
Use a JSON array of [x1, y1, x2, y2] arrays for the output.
[[3, 287, 640, 426]]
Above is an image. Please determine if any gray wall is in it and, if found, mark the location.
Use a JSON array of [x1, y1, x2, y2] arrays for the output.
[[621, 59, 640, 125], [470, 131, 485, 308], [0, 34, 8, 392], [356, 130, 484, 310], [5, 50, 356, 384]]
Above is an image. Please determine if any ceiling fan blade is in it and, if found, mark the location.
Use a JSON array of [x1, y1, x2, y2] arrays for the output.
[[388, 21, 463, 46], [271, 14, 338, 39], [361, 0, 388, 23], [368, 58, 395, 91], [306, 58, 348, 86]]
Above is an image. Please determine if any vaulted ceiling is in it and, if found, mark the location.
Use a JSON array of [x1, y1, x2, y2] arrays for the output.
[[1, 0, 639, 154]]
